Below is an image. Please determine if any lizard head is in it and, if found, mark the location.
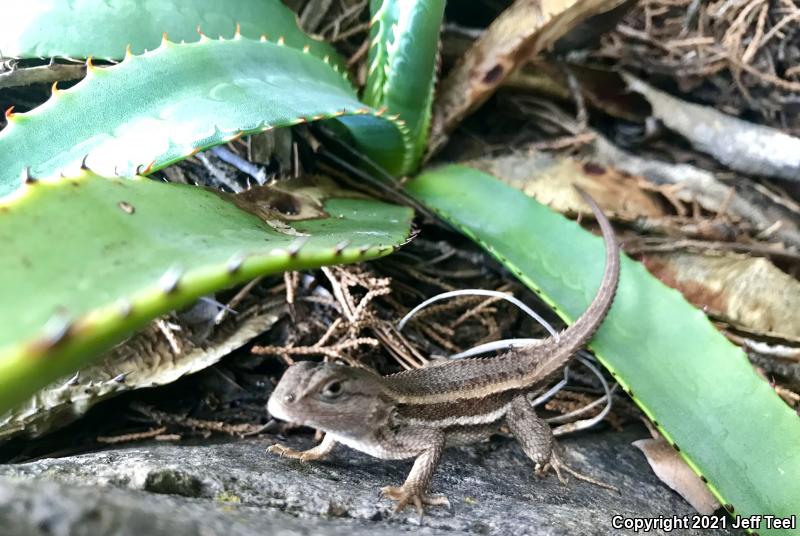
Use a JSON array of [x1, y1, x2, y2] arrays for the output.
[[267, 361, 392, 438]]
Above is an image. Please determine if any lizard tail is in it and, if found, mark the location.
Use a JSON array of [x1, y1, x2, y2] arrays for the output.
[[558, 186, 620, 352]]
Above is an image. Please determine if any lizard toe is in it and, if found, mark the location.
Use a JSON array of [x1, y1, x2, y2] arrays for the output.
[[380, 485, 450, 516]]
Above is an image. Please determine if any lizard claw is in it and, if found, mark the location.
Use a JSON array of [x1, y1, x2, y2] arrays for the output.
[[535, 453, 617, 491], [380, 485, 450, 517], [267, 443, 317, 462]]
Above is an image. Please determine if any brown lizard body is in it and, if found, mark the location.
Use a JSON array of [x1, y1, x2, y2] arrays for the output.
[[267, 188, 621, 514]]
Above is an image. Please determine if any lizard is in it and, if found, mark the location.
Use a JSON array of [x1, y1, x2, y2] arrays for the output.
[[266, 187, 621, 515]]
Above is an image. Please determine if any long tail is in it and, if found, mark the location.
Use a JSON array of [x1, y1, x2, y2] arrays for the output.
[[515, 186, 620, 388], [385, 187, 620, 404], [559, 187, 620, 351]]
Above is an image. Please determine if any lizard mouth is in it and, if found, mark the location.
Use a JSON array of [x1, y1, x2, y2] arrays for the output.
[[266, 395, 294, 423]]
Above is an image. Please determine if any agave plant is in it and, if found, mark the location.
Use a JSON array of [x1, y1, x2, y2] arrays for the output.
[[0, 0, 797, 530]]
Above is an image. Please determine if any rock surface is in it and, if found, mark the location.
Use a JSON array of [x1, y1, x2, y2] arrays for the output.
[[0, 427, 739, 536]]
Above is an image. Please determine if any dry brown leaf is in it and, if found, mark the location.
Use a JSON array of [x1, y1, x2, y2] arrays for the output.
[[591, 133, 800, 249], [624, 74, 800, 182], [428, 0, 628, 157], [466, 151, 663, 219], [642, 251, 800, 343], [633, 437, 720, 515]]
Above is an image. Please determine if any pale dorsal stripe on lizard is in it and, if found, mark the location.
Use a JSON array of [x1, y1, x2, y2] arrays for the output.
[[381, 188, 620, 404]]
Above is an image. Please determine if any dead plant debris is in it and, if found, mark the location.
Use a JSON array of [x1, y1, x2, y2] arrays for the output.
[[597, 0, 800, 134]]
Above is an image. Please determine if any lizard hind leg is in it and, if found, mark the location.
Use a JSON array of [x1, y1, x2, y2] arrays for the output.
[[505, 394, 617, 491], [505, 394, 556, 473]]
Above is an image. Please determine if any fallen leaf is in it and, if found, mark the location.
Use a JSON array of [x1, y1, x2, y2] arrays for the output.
[[428, 0, 629, 157], [466, 151, 663, 219], [642, 251, 800, 343], [634, 437, 720, 515], [624, 74, 800, 183]]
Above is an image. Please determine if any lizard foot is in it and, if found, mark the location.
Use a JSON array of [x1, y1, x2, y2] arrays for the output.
[[535, 453, 618, 492], [380, 485, 450, 516], [267, 443, 324, 462]]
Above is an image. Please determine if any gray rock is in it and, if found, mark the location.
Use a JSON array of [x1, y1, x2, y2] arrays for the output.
[[0, 427, 739, 536]]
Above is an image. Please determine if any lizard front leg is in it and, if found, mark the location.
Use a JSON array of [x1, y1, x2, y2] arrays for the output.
[[380, 428, 450, 515], [267, 432, 337, 462]]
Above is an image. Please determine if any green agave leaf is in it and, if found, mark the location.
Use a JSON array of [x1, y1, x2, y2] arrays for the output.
[[0, 37, 406, 198], [407, 165, 800, 533], [0, 0, 342, 65], [363, 0, 444, 173], [0, 171, 414, 413], [1, 299, 283, 441]]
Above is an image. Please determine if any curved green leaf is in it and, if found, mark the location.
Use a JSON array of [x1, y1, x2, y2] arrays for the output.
[[0, 0, 342, 65], [407, 165, 800, 533], [0, 37, 406, 198], [0, 171, 413, 413], [363, 0, 444, 173]]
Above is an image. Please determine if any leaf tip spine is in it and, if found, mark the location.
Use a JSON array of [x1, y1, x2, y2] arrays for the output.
[[4, 106, 15, 120], [29, 311, 75, 355], [227, 253, 245, 274], [86, 56, 95, 71], [21, 167, 37, 186], [287, 237, 308, 258], [124, 44, 133, 60], [159, 267, 182, 294], [277, 36, 285, 46], [302, 45, 310, 54], [234, 23, 242, 39], [51, 81, 60, 96], [197, 25, 210, 42], [260, 34, 268, 42], [117, 299, 133, 319], [333, 240, 350, 256]]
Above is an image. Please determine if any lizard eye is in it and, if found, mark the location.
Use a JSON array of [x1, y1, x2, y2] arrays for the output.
[[321, 380, 343, 399]]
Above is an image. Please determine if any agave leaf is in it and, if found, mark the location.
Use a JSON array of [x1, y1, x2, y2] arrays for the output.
[[406, 165, 800, 531], [0, 172, 413, 413], [0, 37, 407, 198], [0, 0, 342, 65], [362, 0, 445, 173], [1, 299, 284, 441]]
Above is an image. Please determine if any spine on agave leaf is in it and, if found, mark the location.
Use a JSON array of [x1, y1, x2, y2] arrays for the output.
[[0, 171, 414, 413], [0, 36, 409, 198], [363, 0, 445, 174], [0, 0, 345, 68]]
